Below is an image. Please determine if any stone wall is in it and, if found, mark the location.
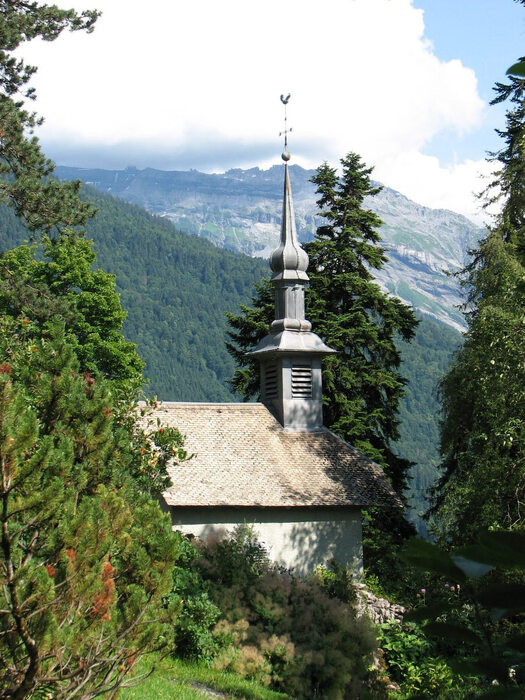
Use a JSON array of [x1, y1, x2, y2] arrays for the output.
[[355, 583, 405, 625]]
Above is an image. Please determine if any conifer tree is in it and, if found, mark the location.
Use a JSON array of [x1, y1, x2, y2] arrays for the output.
[[431, 69, 525, 545], [229, 154, 417, 488], [0, 5, 188, 695], [0, 1, 98, 229], [0, 318, 185, 698], [228, 153, 418, 577]]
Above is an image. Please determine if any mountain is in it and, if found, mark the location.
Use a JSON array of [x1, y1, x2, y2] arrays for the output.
[[0, 187, 461, 522], [55, 164, 486, 330]]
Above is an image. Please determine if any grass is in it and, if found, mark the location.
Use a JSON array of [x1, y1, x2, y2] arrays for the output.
[[119, 655, 289, 700]]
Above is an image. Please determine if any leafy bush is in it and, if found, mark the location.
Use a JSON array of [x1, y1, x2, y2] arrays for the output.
[[378, 621, 459, 698], [401, 530, 525, 697], [167, 535, 223, 661], [315, 559, 358, 605]]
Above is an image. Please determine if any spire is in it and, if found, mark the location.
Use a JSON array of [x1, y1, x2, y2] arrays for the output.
[[247, 95, 335, 432], [269, 94, 310, 332], [270, 96, 308, 278], [269, 161, 309, 282]]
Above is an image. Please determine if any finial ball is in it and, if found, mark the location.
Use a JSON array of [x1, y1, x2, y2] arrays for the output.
[[281, 150, 291, 162]]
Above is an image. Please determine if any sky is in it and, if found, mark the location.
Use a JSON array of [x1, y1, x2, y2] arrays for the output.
[[20, 0, 525, 223]]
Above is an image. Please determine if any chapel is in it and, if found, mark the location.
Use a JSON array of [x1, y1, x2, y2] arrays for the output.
[[147, 135, 397, 574]]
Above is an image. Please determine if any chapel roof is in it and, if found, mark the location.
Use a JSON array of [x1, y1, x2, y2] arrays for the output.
[[144, 402, 398, 509]]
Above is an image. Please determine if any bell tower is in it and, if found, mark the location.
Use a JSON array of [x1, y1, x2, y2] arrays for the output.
[[249, 95, 335, 431]]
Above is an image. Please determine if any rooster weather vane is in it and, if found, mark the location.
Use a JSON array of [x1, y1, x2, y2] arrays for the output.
[[280, 93, 292, 161]]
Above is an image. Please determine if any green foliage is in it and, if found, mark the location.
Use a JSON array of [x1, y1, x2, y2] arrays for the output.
[[306, 155, 417, 486], [0, 186, 267, 401], [0, 7, 191, 694], [377, 621, 460, 698], [0, 188, 461, 527], [165, 535, 223, 662], [315, 559, 358, 605], [0, 318, 185, 698], [82, 187, 268, 401], [0, 0, 144, 395], [120, 655, 290, 700], [506, 58, 525, 78], [0, 1, 98, 99], [434, 235, 524, 543], [0, 1, 96, 231], [401, 530, 525, 696], [181, 527, 377, 699], [0, 230, 145, 392], [431, 66, 525, 544], [486, 69, 525, 259], [395, 314, 462, 526], [229, 154, 417, 485]]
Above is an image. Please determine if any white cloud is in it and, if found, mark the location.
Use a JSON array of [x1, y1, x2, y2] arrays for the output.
[[21, 0, 489, 218], [374, 151, 494, 223]]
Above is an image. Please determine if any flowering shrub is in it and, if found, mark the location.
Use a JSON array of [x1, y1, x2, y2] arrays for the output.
[[183, 526, 378, 699]]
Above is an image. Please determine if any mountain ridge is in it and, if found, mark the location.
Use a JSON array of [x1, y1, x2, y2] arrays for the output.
[[55, 163, 485, 330]]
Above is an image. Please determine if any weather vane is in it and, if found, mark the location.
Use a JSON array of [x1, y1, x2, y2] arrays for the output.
[[280, 93, 292, 161]]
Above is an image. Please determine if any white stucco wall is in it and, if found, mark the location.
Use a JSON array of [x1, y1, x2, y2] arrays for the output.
[[169, 506, 363, 575]]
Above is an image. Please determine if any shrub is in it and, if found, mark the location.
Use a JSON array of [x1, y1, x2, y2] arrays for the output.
[[315, 559, 358, 605], [167, 535, 223, 661], [378, 621, 459, 698], [400, 531, 525, 696], [188, 526, 378, 699]]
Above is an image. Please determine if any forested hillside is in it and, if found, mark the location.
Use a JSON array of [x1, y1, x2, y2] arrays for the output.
[[0, 186, 461, 516], [0, 189, 267, 401], [396, 318, 462, 522]]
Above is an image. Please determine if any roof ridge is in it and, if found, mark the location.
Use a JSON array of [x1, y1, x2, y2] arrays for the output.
[[138, 401, 265, 408]]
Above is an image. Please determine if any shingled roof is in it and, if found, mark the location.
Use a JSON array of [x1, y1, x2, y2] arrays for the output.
[[145, 402, 398, 509]]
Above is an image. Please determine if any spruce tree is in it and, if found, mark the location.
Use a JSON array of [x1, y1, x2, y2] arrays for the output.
[[228, 153, 418, 580], [307, 155, 418, 493]]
